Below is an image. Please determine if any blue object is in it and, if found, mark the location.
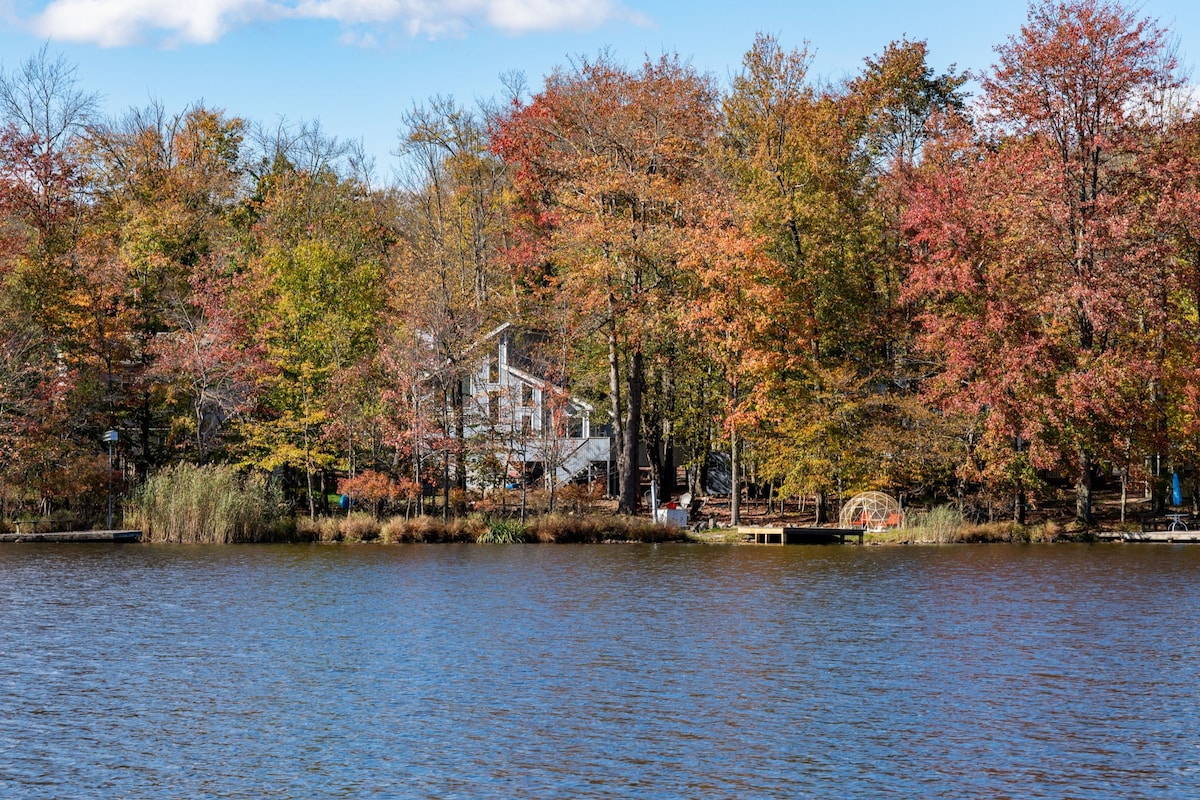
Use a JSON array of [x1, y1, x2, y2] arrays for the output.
[[1172, 473, 1182, 506], [339, 494, 350, 510]]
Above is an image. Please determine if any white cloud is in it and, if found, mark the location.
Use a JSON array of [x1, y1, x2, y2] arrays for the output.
[[29, 0, 639, 46], [485, 0, 619, 33], [33, 0, 278, 46]]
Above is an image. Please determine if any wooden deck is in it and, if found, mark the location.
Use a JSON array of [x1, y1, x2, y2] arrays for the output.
[[739, 526, 864, 545], [1097, 530, 1200, 544], [0, 529, 142, 543]]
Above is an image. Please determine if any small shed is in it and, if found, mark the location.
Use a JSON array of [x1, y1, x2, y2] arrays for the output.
[[840, 491, 904, 531]]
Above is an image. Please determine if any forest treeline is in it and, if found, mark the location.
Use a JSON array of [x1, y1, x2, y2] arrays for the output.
[[1, 0, 1198, 526]]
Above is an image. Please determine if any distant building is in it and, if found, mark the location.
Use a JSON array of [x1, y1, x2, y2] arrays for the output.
[[460, 323, 612, 490]]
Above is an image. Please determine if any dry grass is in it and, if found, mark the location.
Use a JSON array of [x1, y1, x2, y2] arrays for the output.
[[524, 513, 681, 543], [373, 515, 487, 543], [358, 512, 682, 544], [340, 512, 381, 541], [867, 505, 1063, 545]]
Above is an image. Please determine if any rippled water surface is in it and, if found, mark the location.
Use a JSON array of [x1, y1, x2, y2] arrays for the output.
[[2, 543, 1199, 798]]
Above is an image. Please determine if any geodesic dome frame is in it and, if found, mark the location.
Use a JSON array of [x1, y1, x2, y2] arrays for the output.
[[839, 491, 904, 531]]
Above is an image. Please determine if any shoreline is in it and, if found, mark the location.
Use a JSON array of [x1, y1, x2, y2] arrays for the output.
[[5, 526, 1193, 546]]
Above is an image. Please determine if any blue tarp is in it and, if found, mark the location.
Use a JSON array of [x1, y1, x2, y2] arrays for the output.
[[1172, 473, 1182, 506]]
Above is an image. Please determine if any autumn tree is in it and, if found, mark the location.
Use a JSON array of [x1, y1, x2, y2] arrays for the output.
[[716, 35, 966, 520], [0, 49, 99, 514], [81, 104, 246, 470], [495, 53, 720, 514], [1146, 109, 1200, 513], [906, 0, 1182, 523], [385, 97, 514, 510], [233, 127, 394, 518]]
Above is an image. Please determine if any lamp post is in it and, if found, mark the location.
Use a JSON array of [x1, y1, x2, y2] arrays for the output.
[[103, 430, 118, 529]]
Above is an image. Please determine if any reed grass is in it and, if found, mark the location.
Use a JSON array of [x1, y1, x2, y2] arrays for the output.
[[868, 505, 1061, 544], [292, 512, 385, 542], [524, 513, 680, 544], [899, 504, 965, 543], [477, 518, 526, 544], [374, 515, 486, 543], [341, 512, 381, 542], [127, 464, 290, 544]]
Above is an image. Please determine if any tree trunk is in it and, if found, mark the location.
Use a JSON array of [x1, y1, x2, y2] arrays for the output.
[[814, 491, 827, 525], [645, 407, 664, 501], [1076, 449, 1094, 525], [411, 385, 424, 516], [453, 380, 467, 491], [662, 428, 676, 496], [730, 425, 740, 526], [303, 383, 315, 521], [618, 349, 643, 515], [608, 324, 624, 503], [662, 369, 676, 495], [1120, 471, 1127, 525]]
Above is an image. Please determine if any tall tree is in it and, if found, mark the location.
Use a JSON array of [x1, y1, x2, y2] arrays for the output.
[[717, 35, 966, 518], [0, 49, 98, 513], [83, 103, 246, 470], [494, 53, 720, 514], [389, 97, 514, 506], [235, 137, 394, 517], [906, 0, 1182, 523]]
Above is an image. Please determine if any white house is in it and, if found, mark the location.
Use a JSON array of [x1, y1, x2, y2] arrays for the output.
[[460, 323, 612, 490]]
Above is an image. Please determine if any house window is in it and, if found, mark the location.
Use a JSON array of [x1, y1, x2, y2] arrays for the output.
[[522, 384, 534, 407], [488, 351, 499, 384], [521, 414, 532, 436], [566, 406, 585, 439], [488, 392, 501, 425]]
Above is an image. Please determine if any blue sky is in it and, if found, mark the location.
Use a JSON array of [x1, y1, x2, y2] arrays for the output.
[[1, 0, 1197, 179]]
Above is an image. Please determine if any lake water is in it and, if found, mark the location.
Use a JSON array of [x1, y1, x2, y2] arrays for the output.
[[1, 543, 1198, 798]]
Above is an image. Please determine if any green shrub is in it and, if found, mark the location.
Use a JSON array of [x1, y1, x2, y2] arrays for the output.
[[477, 518, 526, 544]]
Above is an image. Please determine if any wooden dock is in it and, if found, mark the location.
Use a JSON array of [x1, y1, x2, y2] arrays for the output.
[[0, 529, 142, 543], [739, 526, 864, 545], [1097, 530, 1200, 544]]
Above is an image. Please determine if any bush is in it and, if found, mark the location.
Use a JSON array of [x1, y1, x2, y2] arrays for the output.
[[373, 514, 485, 543], [340, 512, 381, 541], [296, 515, 341, 542], [477, 518, 526, 544], [127, 463, 288, 544], [370, 512, 683, 544], [294, 513, 381, 544], [871, 505, 1061, 544]]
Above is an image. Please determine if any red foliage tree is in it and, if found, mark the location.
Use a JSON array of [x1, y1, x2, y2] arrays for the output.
[[905, 0, 1182, 523]]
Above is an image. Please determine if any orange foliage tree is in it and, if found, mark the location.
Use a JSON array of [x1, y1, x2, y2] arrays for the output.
[[494, 53, 724, 514]]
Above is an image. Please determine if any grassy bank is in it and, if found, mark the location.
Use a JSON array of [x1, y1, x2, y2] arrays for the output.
[[124, 477, 1079, 546], [865, 505, 1062, 544], [298, 512, 683, 544]]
